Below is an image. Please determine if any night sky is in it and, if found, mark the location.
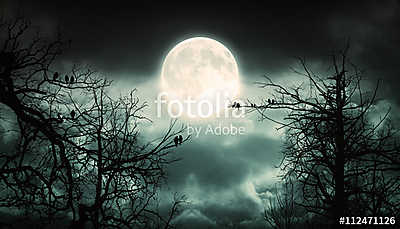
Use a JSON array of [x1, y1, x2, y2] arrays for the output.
[[2, 1, 400, 228]]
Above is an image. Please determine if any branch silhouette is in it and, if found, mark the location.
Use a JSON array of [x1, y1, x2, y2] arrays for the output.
[[0, 17, 187, 229], [250, 46, 400, 226]]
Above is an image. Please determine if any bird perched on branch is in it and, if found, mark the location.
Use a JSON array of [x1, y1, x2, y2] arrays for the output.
[[272, 99, 275, 104], [178, 135, 183, 145], [231, 102, 237, 108], [268, 99, 271, 104], [53, 72, 59, 81], [235, 102, 241, 109], [65, 75, 69, 84], [70, 75, 74, 84], [70, 110, 76, 119], [174, 136, 179, 147]]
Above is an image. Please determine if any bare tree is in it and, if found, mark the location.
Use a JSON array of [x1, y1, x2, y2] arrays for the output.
[[65, 80, 188, 228], [0, 16, 83, 221], [245, 45, 400, 224], [264, 178, 297, 229], [0, 16, 188, 228]]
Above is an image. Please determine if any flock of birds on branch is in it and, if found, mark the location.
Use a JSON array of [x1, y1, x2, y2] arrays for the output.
[[174, 135, 183, 147], [52, 71, 75, 84], [55, 110, 75, 124], [230, 98, 276, 109], [52, 72, 76, 124]]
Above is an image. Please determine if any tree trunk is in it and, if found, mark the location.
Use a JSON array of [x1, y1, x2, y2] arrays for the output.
[[334, 71, 345, 225]]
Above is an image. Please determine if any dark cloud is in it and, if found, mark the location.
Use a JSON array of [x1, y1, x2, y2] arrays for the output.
[[159, 133, 280, 225], [4, 1, 399, 87], [199, 196, 261, 224], [166, 134, 281, 191]]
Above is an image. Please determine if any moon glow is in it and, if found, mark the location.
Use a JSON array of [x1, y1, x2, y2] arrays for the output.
[[161, 37, 240, 117]]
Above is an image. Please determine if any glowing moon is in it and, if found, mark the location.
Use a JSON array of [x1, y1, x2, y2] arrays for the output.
[[161, 37, 240, 116]]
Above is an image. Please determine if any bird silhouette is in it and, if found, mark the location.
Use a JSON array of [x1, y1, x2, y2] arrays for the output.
[[70, 110, 76, 119], [53, 72, 59, 81], [178, 135, 183, 144], [70, 75, 75, 84], [65, 75, 69, 84], [174, 136, 179, 147], [231, 102, 236, 108], [268, 99, 271, 104], [272, 99, 275, 104], [235, 103, 241, 109]]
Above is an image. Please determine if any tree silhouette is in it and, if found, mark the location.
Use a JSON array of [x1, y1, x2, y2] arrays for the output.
[[264, 178, 298, 229], [249, 45, 400, 226], [65, 81, 188, 228], [0, 17, 188, 228]]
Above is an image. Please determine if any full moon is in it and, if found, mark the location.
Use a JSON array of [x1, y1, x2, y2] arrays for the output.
[[161, 37, 240, 117]]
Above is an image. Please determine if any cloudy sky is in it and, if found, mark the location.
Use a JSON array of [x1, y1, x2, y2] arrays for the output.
[[2, 1, 400, 228]]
